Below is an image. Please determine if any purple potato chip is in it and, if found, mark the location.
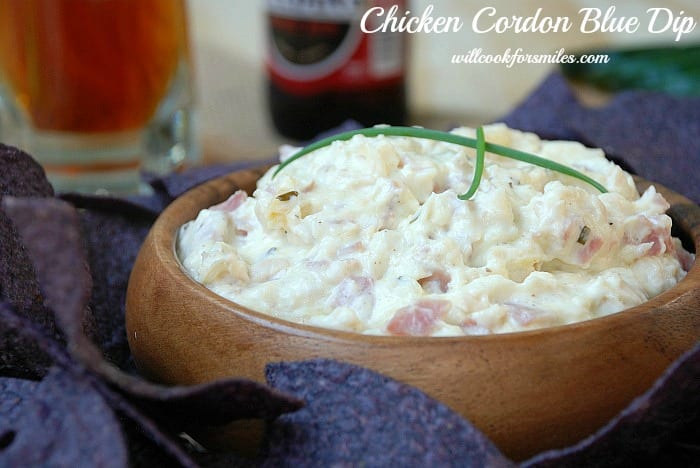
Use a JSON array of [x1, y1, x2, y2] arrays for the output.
[[524, 341, 700, 467], [1, 294, 282, 467], [0, 216, 59, 378], [1, 196, 136, 382], [498, 72, 582, 141], [0, 376, 39, 424], [263, 358, 514, 467], [0, 301, 197, 467], [57, 194, 157, 370], [75, 203, 155, 369], [0, 144, 54, 198], [2, 197, 303, 430], [96, 369, 305, 430], [0, 302, 78, 374], [0, 146, 60, 378], [0, 377, 38, 459], [0, 269, 55, 379], [122, 422, 197, 468], [0, 208, 60, 337], [0, 304, 203, 468], [0, 367, 128, 467], [1, 197, 92, 344], [97, 372, 300, 468], [60, 192, 162, 219], [94, 379, 202, 468], [126, 190, 174, 215], [73, 199, 305, 433], [568, 91, 700, 205], [139, 378, 304, 426]]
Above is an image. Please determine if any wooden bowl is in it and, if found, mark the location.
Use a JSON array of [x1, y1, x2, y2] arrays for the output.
[[125, 168, 700, 460]]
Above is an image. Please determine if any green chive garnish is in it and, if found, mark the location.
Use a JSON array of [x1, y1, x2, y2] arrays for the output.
[[272, 126, 608, 196], [458, 126, 485, 200]]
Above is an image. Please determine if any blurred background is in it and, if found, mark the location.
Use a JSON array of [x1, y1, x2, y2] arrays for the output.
[[188, 0, 700, 164]]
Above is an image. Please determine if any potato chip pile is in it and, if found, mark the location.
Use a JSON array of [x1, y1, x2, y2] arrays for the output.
[[1, 73, 698, 466]]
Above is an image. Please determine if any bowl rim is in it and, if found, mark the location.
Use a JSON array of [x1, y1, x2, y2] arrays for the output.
[[154, 167, 700, 345]]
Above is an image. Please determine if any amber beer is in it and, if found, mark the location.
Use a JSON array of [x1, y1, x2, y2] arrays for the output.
[[0, 0, 194, 193]]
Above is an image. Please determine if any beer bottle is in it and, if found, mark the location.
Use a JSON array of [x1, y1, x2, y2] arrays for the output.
[[265, 0, 408, 141]]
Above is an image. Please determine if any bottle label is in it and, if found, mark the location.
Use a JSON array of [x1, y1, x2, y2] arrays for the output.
[[266, 0, 405, 96]]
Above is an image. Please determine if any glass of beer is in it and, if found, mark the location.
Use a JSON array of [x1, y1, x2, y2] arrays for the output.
[[0, 0, 198, 194]]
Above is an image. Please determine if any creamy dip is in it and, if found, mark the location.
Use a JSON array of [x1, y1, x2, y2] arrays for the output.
[[176, 124, 693, 336]]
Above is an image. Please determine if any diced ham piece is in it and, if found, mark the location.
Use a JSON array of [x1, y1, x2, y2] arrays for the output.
[[562, 220, 581, 243], [387, 299, 450, 336], [211, 190, 247, 212], [624, 215, 674, 257], [418, 270, 451, 293], [577, 236, 603, 264], [433, 181, 446, 194], [640, 227, 674, 257]]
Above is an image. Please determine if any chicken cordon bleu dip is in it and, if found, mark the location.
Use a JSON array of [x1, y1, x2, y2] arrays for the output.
[[176, 124, 693, 336]]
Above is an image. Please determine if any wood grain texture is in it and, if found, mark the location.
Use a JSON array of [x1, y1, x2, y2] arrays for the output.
[[126, 170, 700, 460]]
